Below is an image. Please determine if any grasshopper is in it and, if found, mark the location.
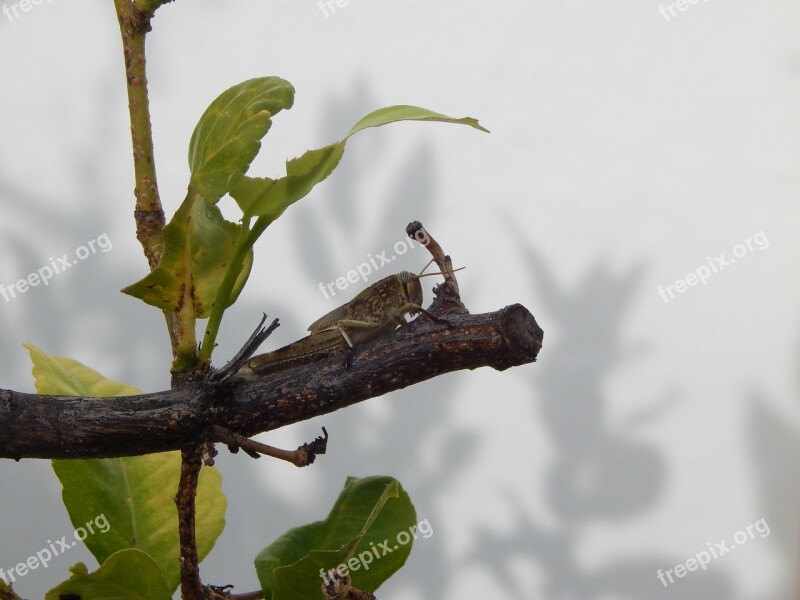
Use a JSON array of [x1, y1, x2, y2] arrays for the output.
[[237, 263, 451, 380]]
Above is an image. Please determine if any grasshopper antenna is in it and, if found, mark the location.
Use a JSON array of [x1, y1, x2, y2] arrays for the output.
[[417, 265, 465, 279], [418, 252, 465, 280], [418, 257, 436, 276]]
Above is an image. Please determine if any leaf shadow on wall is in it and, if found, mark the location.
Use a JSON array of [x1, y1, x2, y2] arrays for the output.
[[462, 220, 735, 599]]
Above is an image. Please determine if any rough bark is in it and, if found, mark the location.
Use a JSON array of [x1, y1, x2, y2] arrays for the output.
[[0, 304, 542, 460]]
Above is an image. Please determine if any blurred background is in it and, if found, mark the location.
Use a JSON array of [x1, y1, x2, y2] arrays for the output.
[[1, 1, 798, 598]]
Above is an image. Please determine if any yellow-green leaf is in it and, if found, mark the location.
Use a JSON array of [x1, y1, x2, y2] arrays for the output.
[[25, 344, 227, 596], [231, 105, 487, 219], [229, 142, 345, 218], [51, 454, 225, 595], [188, 77, 294, 203], [24, 342, 140, 397], [121, 194, 252, 318], [346, 105, 489, 137]]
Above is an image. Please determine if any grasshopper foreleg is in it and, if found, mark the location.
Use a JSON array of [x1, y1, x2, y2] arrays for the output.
[[408, 304, 453, 328]]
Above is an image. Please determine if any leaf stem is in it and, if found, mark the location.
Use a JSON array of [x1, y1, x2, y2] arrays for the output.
[[113, 1, 163, 268], [199, 216, 272, 364], [114, 0, 199, 371]]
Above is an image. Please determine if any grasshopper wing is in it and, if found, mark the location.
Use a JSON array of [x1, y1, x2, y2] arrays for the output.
[[308, 282, 383, 333], [308, 303, 352, 333]]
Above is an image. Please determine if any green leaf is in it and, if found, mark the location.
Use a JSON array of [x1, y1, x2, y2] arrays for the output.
[[133, 0, 171, 12], [255, 476, 417, 600], [229, 142, 345, 218], [346, 105, 490, 137], [188, 77, 295, 203], [121, 194, 252, 317], [25, 345, 227, 595], [230, 105, 486, 220], [51, 454, 225, 594], [45, 550, 171, 600]]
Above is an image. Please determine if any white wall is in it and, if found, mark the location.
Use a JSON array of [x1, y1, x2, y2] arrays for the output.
[[0, 1, 798, 598]]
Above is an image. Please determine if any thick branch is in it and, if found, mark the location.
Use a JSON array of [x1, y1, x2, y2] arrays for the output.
[[0, 305, 542, 460]]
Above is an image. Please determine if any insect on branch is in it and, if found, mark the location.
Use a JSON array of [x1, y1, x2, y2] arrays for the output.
[[0, 222, 543, 460]]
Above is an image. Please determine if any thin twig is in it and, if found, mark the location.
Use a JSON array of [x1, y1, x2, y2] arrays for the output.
[[202, 584, 264, 600], [212, 426, 329, 467], [228, 591, 264, 600], [0, 586, 21, 600], [321, 572, 376, 600], [406, 221, 459, 296], [210, 315, 280, 384]]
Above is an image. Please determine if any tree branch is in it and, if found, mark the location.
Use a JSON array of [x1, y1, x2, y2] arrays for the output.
[[177, 444, 205, 600], [212, 425, 328, 466], [0, 304, 542, 460]]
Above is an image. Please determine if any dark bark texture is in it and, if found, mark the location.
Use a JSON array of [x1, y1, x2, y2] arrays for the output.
[[0, 304, 542, 460]]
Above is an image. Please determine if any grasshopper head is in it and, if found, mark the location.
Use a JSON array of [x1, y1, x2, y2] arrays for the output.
[[397, 271, 423, 309]]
